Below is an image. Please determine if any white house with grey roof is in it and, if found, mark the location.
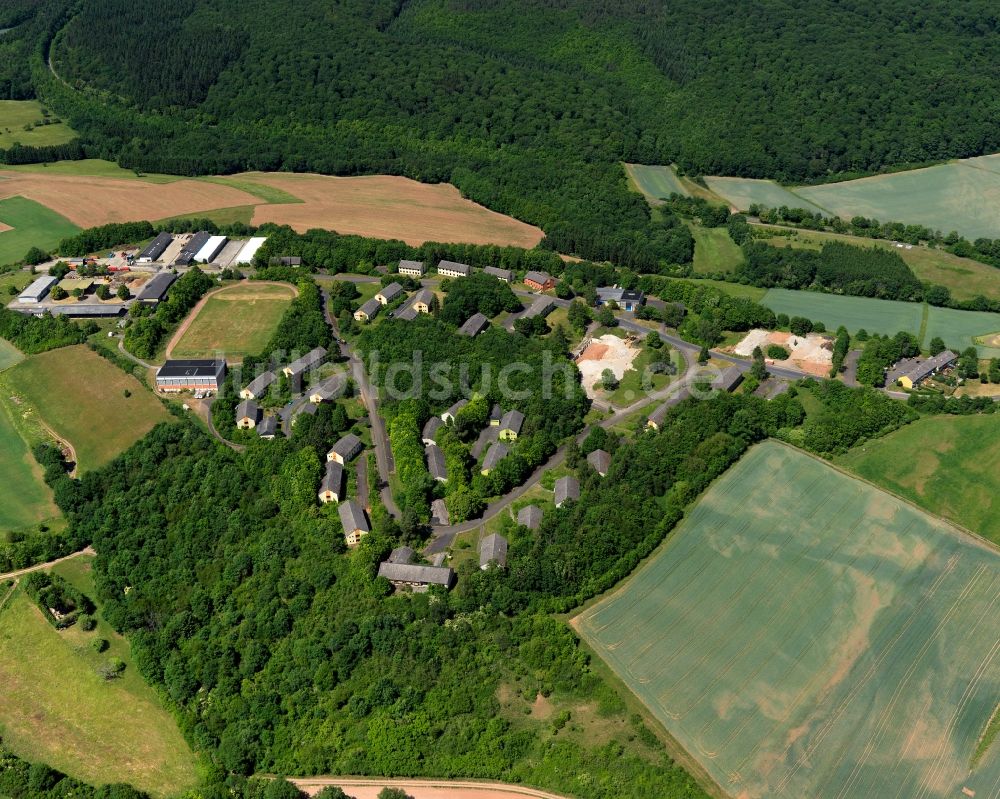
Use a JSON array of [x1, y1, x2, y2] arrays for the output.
[[327, 433, 363, 464], [318, 461, 345, 504], [498, 409, 524, 440], [554, 475, 579, 507], [394, 305, 418, 321], [235, 400, 260, 429], [422, 416, 443, 445], [522, 296, 554, 320], [479, 533, 508, 569], [283, 347, 326, 379], [375, 282, 404, 305], [257, 416, 279, 439], [241, 370, 277, 400], [398, 259, 426, 277], [411, 288, 434, 313], [437, 260, 472, 278], [587, 448, 611, 476], [338, 499, 370, 546], [309, 374, 345, 403], [425, 443, 448, 482], [441, 399, 468, 423], [354, 298, 381, 322], [484, 266, 513, 283]]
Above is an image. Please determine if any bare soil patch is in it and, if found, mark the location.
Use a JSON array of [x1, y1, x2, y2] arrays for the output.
[[243, 172, 544, 247], [0, 221, 11, 233], [732, 328, 832, 377]]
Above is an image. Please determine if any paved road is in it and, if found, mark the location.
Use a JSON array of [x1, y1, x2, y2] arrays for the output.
[[842, 349, 861, 386], [0, 547, 95, 583]]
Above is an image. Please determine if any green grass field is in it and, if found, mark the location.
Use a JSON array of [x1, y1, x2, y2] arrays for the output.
[[682, 277, 766, 301], [198, 176, 304, 204], [170, 282, 296, 360], [624, 163, 689, 202], [926, 306, 1000, 357], [605, 348, 683, 408], [156, 205, 256, 227], [690, 224, 744, 274], [0, 100, 77, 150], [761, 287, 924, 336], [2, 159, 182, 184], [576, 440, 1000, 799], [0, 555, 199, 796], [838, 415, 1000, 545], [0, 196, 80, 266], [704, 176, 827, 215], [2, 346, 171, 472]]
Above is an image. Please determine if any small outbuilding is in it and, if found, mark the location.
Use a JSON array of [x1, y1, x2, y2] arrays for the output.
[[235, 399, 260, 429], [517, 505, 542, 530], [479, 533, 508, 569], [554, 475, 579, 508], [587, 448, 611, 476]]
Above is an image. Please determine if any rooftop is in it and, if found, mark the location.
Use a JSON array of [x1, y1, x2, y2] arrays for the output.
[[156, 359, 226, 379], [517, 505, 542, 530], [480, 533, 508, 568], [554, 475, 580, 506], [338, 500, 369, 534], [458, 312, 490, 336]]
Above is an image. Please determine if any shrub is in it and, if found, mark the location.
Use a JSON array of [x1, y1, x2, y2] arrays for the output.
[[93, 638, 109, 653], [766, 344, 790, 360]]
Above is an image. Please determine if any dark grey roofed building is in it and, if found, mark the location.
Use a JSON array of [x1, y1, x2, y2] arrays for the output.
[[257, 416, 279, 439], [458, 312, 489, 337], [441, 398, 468, 422], [270, 256, 302, 266], [155, 359, 226, 392], [136, 271, 177, 304], [481, 441, 509, 473], [901, 350, 958, 387], [425, 443, 448, 482], [587, 448, 611, 476], [490, 404, 503, 426], [328, 433, 363, 464], [354, 297, 381, 321], [437, 260, 472, 277], [411, 288, 434, 310], [293, 402, 318, 423], [319, 461, 345, 503], [471, 425, 499, 459], [754, 378, 790, 400], [137, 231, 173, 262], [484, 266, 513, 282], [712, 366, 744, 393], [398, 259, 426, 276], [522, 296, 554, 319], [309, 374, 346, 403], [283, 347, 327, 378], [376, 282, 404, 304], [647, 386, 691, 429], [174, 231, 211, 265], [479, 533, 508, 569], [431, 498, 450, 526], [377, 561, 455, 590], [28, 303, 127, 318], [388, 546, 415, 564], [241, 370, 276, 399], [498, 409, 525, 438], [517, 505, 542, 530], [235, 399, 260, 428], [422, 415, 443, 444], [554, 475, 580, 507], [338, 499, 370, 545], [394, 305, 418, 321], [523, 270, 553, 289]]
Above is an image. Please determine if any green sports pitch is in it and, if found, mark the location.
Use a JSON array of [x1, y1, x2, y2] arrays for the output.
[[576, 441, 1000, 799], [624, 163, 689, 203]]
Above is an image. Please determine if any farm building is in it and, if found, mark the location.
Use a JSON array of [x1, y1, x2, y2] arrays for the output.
[[283, 347, 327, 379], [235, 400, 260, 429], [458, 312, 490, 337], [17, 275, 58, 304], [517, 505, 542, 530], [646, 387, 691, 430], [524, 271, 555, 292], [596, 286, 644, 312], [233, 237, 267, 265], [484, 266, 513, 283], [174, 232, 211, 266], [257, 416, 279, 439], [441, 398, 468, 423], [431, 498, 450, 526], [354, 298, 381, 322], [471, 426, 499, 459], [338, 499, 370, 546], [498, 409, 524, 440], [411, 288, 434, 313], [136, 271, 177, 305], [422, 416, 443, 445], [292, 402, 318, 424], [327, 433, 363, 465], [31, 303, 128, 318], [479, 533, 508, 569], [155, 359, 226, 393], [893, 350, 958, 389], [270, 256, 302, 266], [241, 370, 277, 400], [375, 282, 404, 305], [554, 475, 579, 507], [425, 443, 448, 482], [437, 260, 472, 278], [309, 375, 345, 403], [712, 366, 744, 393], [377, 548, 455, 592], [398, 259, 426, 277], [318, 461, 345, 504], [394, 305, 418, 321], [57, 277, 94, 293], [587, 448, 611, 476], [137, 231, 173, 263], [194, 235, 228, 264], [489, 404, 502, 426], [481, 441, 509, 475], [522, 296, 555, 320]]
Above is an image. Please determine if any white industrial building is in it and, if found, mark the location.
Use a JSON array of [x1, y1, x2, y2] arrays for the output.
[[194, 235, 228, 264], [18, 275, 58, 303], [234, 236, 267, 264]]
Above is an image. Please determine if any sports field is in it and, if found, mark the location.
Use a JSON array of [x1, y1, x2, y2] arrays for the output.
[[575, 441, 1000, 799], [168, 282, 296, 360], [838, 415, 1000, 546], [704, 177, 827, 215], [691, 225, 744, 274], [761, 288, 923, 336], [0, 556, 199, 796], [3, 346, 171, 471], [0, 195, 80, 266], [624, 163, 689, 203], [0, 100, 77, 149]]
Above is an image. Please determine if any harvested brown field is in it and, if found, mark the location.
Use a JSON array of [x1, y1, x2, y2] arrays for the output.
[[243, 172, 544, 247], [0, 222, 11, 233], [0, 171, 259, 228]]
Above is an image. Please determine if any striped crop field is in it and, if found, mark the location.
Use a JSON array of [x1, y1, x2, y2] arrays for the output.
[[575, 441, 1000, 799], [760, 288, 924, 337], [703, 176, 827, 215], [624, 163, 689, 202]]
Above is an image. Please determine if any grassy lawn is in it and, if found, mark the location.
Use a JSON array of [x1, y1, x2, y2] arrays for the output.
[[690, 224, 744, 274], [3, 159, 182, 184], [837, 414, 1000, 545], [623, 163, 688, 202], [2, 345, 171, 472], [0, 196, 80, 266], [170, 282, 296, 361], [0, 556, 199, 797], [155, 205, 256, 227], [198, 176, 303, 204], [0, 270, 33, 295], [604, 347, 682, 408], [0, 100, 77, 149], [0, 387, 59, 534], [681, 277, 766, 301]]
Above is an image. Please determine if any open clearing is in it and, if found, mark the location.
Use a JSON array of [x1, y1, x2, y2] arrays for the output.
[[576, 440, 1000, 799], [624, 163, 689, 203], [704, 177, 827, 216], [761, 288, 924, 337], [838, 415, 1000, 545], [691, 225, 744, 274], [0, 100, 77, 149], [2, 346, 171, 472], [575, 333, 640, 398], [732, 329, 832, 376], [926, 306, 1000, 358], [0, 555, 198, 797], [295, 778, 570, 799], [0, 195, 80, 266], [243, 172, 544, 247], [168, 281, 296, 361]]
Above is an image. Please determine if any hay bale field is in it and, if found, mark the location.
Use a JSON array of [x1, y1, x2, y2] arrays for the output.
[[167, 281, 297, 361], [243, 172, 544, 247], [0, 195, 80, 266], [575, 440, 1000, 799], [0, 556, 199, 797], [704, 176, 826, 215], [2, 346, 171, 472], [0, 101, 77, 149], [761, 288, 923, 337], [624, 163, 689, 203], [838, 415, 1000, 546]]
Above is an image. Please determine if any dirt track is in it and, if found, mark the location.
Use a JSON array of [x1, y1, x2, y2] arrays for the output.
[[292, 777, 571, 799]]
